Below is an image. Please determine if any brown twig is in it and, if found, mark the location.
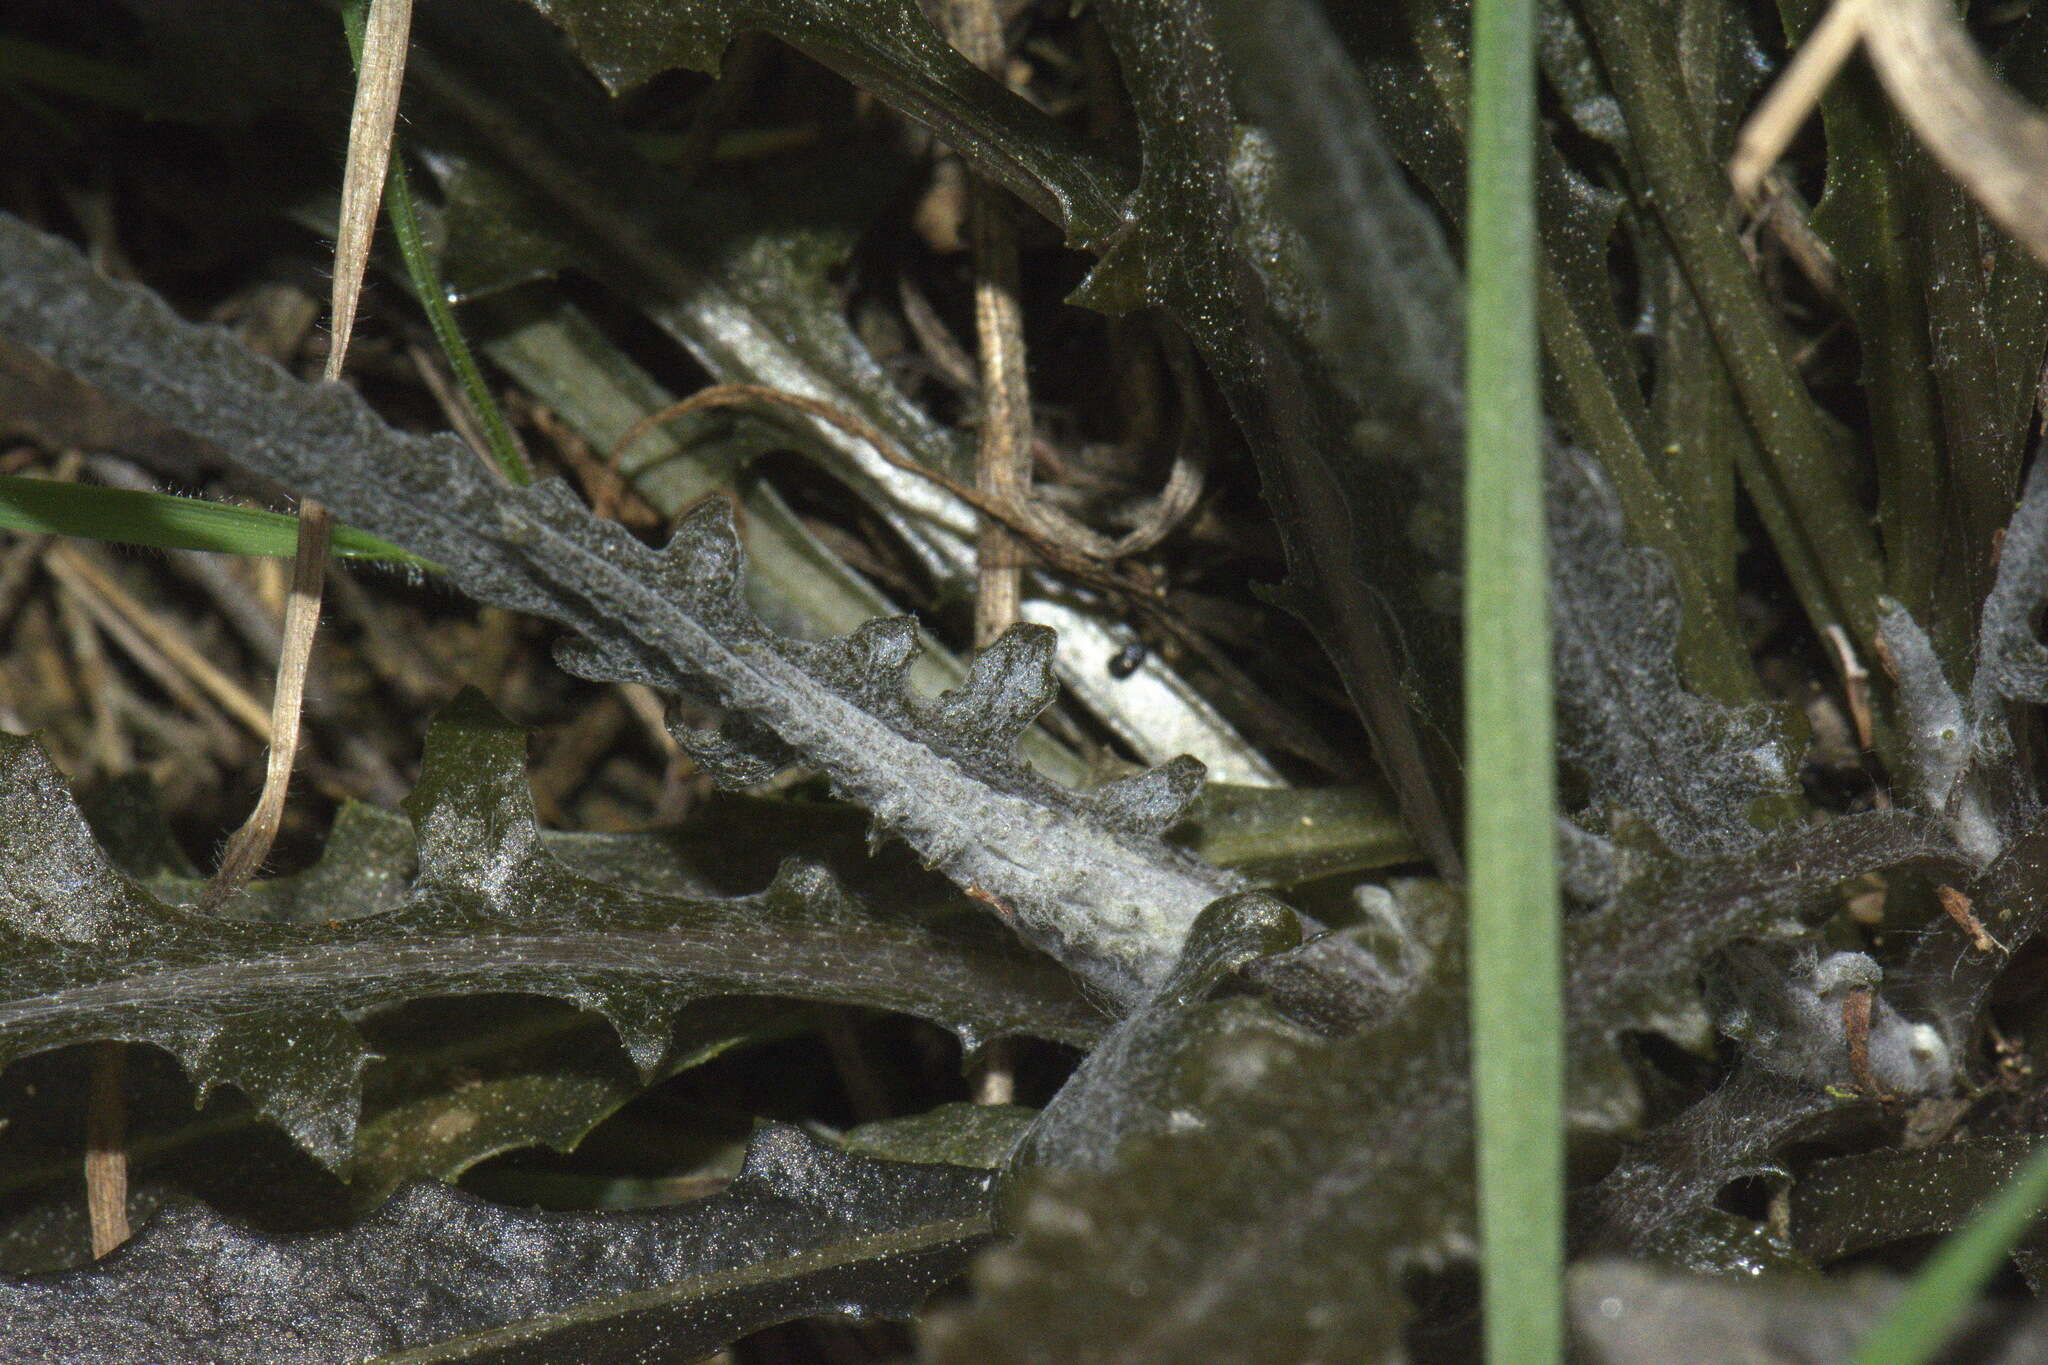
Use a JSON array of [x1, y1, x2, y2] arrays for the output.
[[530, 692, 630, 823], [542, 398, 661, 530], [614, 384, 1084, 572], [323, 565, 455, 707], [52, 581, 132, 774], [1738, 170, 1844, 306], [1842, 985, 1889, 1101], [896, 273, 980, 393], [47, 551, 246, 757], [1937, 883, 2007, 955], [1822, 622, 1874, 751], [48, 545, 274, 739], [609, 383, 1251, 775], [610, 384, 1204, 594], [85, 1040, 129, 1259], [410, 341, 492, 462]]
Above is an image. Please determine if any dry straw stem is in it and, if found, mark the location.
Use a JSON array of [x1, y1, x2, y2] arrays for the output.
[[207, 0, 413, 907], [942, 0, 1034, 653], [942, 0, 1029, 1109], [84, 1040, 128, 1259], [1733, 0, 2048, 269], [1729, 0, 1873, 206], [46, 544, 273, 739], [612, 384, 1159, 585], [1863, 0, 2048, 269]]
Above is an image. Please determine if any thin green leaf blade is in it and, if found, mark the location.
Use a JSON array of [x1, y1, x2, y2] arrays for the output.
[[0, 475, 427, 564], [1463, 0, 1561, 1360], [1848, 1139, 2048, 1365]]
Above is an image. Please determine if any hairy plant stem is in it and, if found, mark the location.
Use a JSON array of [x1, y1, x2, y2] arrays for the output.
[[339, 0, 529, 488], [382, 158, 530, 486]]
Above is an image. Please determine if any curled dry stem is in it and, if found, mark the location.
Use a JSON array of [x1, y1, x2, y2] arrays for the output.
[[1863, 0, 2048, 269], [608, 383, 1200, 588], [1734, 0, 2048, 269]]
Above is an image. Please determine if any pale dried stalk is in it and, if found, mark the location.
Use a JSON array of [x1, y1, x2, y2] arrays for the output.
[[1729, 0, 1872, 205], [1862, 0, 2048, 269], [328, 0, 413, 380], [1734, 0, 2048, 270], [941, 0, 1035, 654], [207, 0, 413, 906], [1821, 622, 1873, 752]]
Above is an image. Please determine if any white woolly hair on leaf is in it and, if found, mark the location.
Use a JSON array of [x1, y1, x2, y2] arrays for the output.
[[1548, 446, 1793, 857], [1877, 597, 2002, 864], [1719, 947, 1955, 1098]]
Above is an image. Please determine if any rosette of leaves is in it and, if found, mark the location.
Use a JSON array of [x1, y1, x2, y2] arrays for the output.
[[0, 217, 1243, 1010]]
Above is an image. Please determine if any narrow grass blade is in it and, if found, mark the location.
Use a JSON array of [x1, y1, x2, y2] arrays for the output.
[[1463, 0, 1563, 1361], [1849, 1138, 2048, 1365], [0, 475, 428, 565], [340, 0, 530, 486]]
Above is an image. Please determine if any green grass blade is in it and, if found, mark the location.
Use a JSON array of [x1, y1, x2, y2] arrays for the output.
[[382, 157, 532, 485], [0, 476, 430, 566], [1849, 1139, 2048, 1365], [1463, 0, 1561, 1360]]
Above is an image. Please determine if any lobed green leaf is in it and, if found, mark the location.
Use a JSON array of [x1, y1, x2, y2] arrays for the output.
[[0, 691, 1101, 1167]]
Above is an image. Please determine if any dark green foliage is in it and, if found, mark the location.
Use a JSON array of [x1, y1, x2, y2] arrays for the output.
[[0, 218, 1237, 1008], [0, 691, 1098, 1166], [930, 808, 1951, 1362], [0, 1125, 995, 1364], [9, 0, 2048, 1359], [1793, 1139, 2047, 1275]]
